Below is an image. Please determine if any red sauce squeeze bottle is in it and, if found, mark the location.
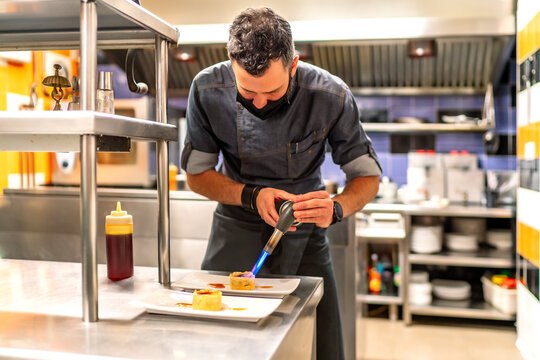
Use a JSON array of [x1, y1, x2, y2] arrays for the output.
[[105, 201, 133, 281]]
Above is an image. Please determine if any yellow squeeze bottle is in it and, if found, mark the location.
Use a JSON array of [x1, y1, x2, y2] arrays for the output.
[[105, 202, 133, 281]]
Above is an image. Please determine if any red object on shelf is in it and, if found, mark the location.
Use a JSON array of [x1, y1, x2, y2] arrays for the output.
[[500, 278, 517, 289], [369, 269, 381, 293]]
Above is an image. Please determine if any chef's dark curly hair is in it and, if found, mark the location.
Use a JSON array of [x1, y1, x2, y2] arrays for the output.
[[227, 7, 295, 76]]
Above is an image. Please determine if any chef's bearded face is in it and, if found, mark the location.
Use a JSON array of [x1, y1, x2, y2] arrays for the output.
[[232, 57, 297, 109], [228, 8, 297, 119]]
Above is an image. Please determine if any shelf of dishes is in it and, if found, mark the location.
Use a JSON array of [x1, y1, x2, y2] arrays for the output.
[[356, 293, 402, 305], [409, 299, 515, 321], [362, 122, 491, 133], [0, 0, 180, 51], [410, 217, 513, 255], [0, 111, 178, 152], [408, 271, 517, 321], [409, 249, 514, 268]]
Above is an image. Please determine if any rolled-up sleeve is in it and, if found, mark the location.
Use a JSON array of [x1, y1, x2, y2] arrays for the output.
[[328, 88, 382, 181], [181, 79, 220, 175]]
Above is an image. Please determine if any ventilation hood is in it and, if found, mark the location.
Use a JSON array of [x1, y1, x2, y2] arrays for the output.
[[104, 15, 515, 96]]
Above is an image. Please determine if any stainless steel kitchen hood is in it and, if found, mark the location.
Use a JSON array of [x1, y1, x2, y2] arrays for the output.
[[104, 16, 515, 96]]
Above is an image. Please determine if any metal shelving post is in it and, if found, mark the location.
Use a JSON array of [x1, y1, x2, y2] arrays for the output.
[[155, 35, 170, 285], [80, 0, 99, 323], [0, 0, 180, 323]]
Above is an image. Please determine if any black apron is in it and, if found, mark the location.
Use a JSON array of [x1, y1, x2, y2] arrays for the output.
[[201, 203, 314, 275]]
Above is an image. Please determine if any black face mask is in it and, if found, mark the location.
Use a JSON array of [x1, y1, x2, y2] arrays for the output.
[[236, 76, 293, 120]]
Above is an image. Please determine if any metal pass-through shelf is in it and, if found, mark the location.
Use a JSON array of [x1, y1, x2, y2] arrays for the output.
[[0, 0, 179, 50], [0, 111, 178, 152], [0, 0, 180, 323]]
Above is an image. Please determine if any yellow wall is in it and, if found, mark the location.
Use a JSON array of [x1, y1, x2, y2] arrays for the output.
[[0, 50, 79, 192], [518, 11, 540, 63]]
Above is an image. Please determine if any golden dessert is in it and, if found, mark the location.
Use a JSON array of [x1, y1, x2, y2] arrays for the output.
[[192, 289, 222, 311], [229, 271, 255, 290]]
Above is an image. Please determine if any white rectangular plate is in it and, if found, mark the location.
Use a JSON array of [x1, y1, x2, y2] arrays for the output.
[[139, 289, 282, 322], [172, 272, 300, 298]]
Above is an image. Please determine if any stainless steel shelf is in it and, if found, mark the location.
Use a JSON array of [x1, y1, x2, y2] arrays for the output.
[[362, 203, 514, 218], [0, 111, 178, 152], [357, 293, 403, 305], [356, 228, 406, 240], [409, 248, 514, 268], [409, 299, 515, 320], [362, 122, 491, 133], [0, 0, 180, 50]]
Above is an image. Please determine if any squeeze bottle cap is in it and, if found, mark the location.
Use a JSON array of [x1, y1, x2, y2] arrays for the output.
[[106, 201, 132, 227], [111, 201, 127, 217]]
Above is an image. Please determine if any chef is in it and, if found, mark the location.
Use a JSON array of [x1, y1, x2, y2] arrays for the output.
[[181, 7, 381, 360]]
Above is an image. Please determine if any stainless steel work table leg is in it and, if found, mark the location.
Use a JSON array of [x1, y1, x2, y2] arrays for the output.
[[80, 0, 98, 323], [155, 35, 170, 285]]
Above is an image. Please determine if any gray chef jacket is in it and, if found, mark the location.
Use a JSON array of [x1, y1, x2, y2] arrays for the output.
[[181, 60, 381, 272]]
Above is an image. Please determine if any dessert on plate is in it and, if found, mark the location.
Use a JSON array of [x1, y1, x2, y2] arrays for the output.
[[230, 271, 255, 290], [192, 289, 222, 311]]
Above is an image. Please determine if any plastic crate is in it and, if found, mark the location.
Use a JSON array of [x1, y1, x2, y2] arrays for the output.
[[481, 276, 517, 315]]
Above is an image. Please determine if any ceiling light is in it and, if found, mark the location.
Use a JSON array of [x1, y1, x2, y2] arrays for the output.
[[408, 39, 436, 58], [174, 45, 196, 62]]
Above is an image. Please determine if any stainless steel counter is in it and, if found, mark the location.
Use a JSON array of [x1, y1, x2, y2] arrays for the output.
[[0, 259, 322, 360], [0, 187, 357, 360]]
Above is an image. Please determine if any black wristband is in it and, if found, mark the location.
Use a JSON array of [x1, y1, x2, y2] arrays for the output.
[[241, 184, 257, 210], [251, 186, 265, 211]]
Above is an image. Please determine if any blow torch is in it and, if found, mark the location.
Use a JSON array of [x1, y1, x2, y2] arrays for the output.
[[251, 200, 300, 276]]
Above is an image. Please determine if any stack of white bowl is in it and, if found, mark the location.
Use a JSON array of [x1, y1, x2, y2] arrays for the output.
[[411, 225, 443, 253], [451, 218, 486, 243], [432, 279, 471, 300], [446, 232, 478, 252], [409, 271, 432, 305], [487, 230, 513, 250]]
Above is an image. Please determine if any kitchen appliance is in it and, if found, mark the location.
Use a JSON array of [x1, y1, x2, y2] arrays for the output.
[[406, 151, 445, 202], [377, 176, 397, 203], [442, 152, 485, 203], [52, 97, 154, 187]]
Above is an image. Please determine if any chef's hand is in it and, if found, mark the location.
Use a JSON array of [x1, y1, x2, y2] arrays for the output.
[[292, 191, 334, 228], [256, 187, 297, 231]]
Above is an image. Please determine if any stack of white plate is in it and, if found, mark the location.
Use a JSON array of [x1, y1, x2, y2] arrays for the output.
[[446, 233, 478, 252], [432, 279, 471, 300], [409, 271, 431, 305], [411, 225, 443, 254], [487, 230, 512, 250]]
